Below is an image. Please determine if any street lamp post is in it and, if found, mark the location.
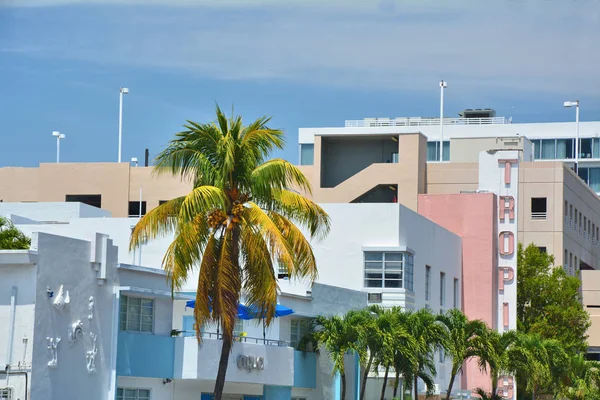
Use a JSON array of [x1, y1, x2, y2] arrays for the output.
[[118, 87, 129, 163], [52, 131, 66, 163], [564, 100, 580, 173], [439, 80, 448, 162]]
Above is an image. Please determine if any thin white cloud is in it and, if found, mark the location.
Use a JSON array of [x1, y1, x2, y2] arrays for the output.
[[2, 0, 599, 96]]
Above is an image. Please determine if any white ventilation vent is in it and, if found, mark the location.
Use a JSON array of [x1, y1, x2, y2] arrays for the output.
[[368, 293, 382, 303]]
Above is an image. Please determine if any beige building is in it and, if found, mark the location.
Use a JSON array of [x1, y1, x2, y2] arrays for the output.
[[0, 162, 192, 218], [582, 270, 600, 357]]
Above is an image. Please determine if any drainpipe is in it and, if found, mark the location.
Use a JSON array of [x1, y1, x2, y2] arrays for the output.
[[5, 287, 17, 379]]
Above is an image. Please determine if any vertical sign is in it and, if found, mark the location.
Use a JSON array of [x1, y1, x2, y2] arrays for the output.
[[478, 151, 519, 400]]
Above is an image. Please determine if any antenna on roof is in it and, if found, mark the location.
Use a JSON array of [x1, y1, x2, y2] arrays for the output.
[[144, 149, 149, 167]]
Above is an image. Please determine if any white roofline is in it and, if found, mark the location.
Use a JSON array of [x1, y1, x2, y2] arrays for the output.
[[118, 263, 167, 276], [0, 250, 38, 265]]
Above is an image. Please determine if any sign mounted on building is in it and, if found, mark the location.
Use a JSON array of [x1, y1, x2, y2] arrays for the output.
[[237, 355, 265, 372]]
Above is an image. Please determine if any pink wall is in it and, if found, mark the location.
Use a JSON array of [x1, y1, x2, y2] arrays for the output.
[[418, 193, 497, 393]]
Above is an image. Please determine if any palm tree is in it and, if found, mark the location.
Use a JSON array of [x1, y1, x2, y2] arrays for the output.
[[403, 308, 447, 400], [0, 216, 30, 249], [477, 329, 517, 396], [560, 354, 600, 399], [130, 106, 330, 400], [474, 388, 503, 400], [438, 309, 489, 400], [389, 309, 419, 399], [353, 306, 380, 400], [314, 313, 360, 400]]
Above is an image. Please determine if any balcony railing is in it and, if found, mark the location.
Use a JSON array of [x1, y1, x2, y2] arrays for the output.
[[531, 212, 547, 220], [181, 331, 291, 347], [345, 116, 509, 128]]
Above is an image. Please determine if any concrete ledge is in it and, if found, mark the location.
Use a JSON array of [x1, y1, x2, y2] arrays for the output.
[[0, 250, 38, 265]]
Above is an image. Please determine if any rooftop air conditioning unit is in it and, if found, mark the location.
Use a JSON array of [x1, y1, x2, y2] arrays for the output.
[[368, 293, 382, 303]]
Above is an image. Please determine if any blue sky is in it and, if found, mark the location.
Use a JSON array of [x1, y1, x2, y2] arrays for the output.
[[1, 0, 599, 167]]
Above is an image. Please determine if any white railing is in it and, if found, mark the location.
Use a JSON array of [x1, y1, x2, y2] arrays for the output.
[[345, 116, 509, 128], [180, 331, 291, 347], [531, 212, 547, 220]]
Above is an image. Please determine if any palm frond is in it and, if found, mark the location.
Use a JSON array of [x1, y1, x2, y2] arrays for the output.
[[180, 185, 226, 223], [251, 158, 313, 197], [130, 196, 185, 250]]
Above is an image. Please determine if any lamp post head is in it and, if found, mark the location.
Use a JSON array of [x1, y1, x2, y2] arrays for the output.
[[131, 157, 138, 163], [120, 87, 129, 94], [52, 131, 60, 137], [59, 134, 65, 139], [564, 100, 579, 108], [440, 80, 448, 88]]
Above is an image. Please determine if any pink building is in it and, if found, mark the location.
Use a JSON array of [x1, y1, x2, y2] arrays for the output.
[[419, 193, 498, 392]]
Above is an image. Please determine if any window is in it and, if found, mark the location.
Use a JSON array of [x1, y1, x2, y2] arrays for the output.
[[580, 138, 593, 158], [0, 388, 12, 400], [531, 198, 547, 220], [65, 194, 102, 208], [584, 217, 588, 234], [564, 249, 569, 273], [117, 388, 150, 400], [426, 141, 450, 161], [425, 266, 431, 301], [119, 295, 153, 333], [364, 252, 413, 290], [533, 138, 576, 160], [453, 278, 459, 309], [128, 201, 147, 217], [570, 252, 574, 275], [537, 247, 547, 253], [292, 398, 308, 400], [290, 319, 310, 348], [158, 200, 168, 205], [300, 144, 314, 165], [440, 272, 446, 307], [565, 201, 568, 222], [575, 256, 579, 273], [277, 261, 289, 279], [439, 348, 445, 363], [570, 204, 573, 222], [557, 139, 574, 159], [233, 319, 244, 337]]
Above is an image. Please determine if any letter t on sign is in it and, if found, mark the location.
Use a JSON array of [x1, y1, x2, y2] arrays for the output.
[[499, 159, 519, 185]]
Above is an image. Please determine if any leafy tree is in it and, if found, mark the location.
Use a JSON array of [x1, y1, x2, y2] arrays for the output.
[[517, 243, 590, 354], [314, 313, 360, 400], [438, 309, 488, 400], [474, 388, 503, 400], [130, 106, 330, 400], [0, 216, 30, 249]]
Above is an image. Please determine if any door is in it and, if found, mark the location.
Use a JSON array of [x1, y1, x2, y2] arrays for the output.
[[182, 315, 196, 337], [201, 394, 214, 400]]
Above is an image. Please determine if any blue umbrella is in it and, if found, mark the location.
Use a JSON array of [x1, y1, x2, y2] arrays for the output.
[[185, 300, 294, 340]]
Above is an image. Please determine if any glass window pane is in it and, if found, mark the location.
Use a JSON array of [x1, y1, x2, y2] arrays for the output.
[[384, 253, 402, 261], [589, 168, 600, 193], [578, 168, 589, 183], [427, 142, 439, 161], [141, 324, 153, 333], [124, 389, 137, 397], [141, 299, 153, 307], [532, 140, 541, 159], [442, 141, 450, 161], [141, 315, 153, 324], [581, 138, 592, 158], [384, 280, 401, 288], [384, 262, 402, 270], [141, 307, 153, 316], [385, 272, 402, 280], [594, 138, 600, 158], [300, 144, 314, 166], [365, 272, 383, 279], [365, 262, 383, 270], [119, 319, 127, 331], [541, 139, 555, 159], [556, 139, 573, 159], [365, 279, 383, 288], [365, 252, 383, 261]]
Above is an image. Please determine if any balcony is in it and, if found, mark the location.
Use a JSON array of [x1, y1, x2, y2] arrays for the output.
[[117, 332, 316, 388]]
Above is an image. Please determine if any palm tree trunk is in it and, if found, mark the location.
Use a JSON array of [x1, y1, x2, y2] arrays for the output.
[[392, 370, 400, 398], [414, 375, 418, 400], [445, 369, 457, 400], [491, 371, 498, 396], [341, 372, 347, 400], [360, 353, 373, 400], [380, 364, 390, 400], [213, 332, 233, 400]]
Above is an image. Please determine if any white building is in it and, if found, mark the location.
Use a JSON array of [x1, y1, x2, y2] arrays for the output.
[[0, 200, 461, 399]]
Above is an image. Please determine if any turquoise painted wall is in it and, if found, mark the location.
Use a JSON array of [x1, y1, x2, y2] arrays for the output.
[[263, 386, 291, 400], [116, 332, 175, 378], [293, 351, 317, 388]]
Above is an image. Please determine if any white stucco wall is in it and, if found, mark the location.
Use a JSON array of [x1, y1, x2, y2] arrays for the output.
[[0, 253, 37, 400], [29, 232, 119, 400], [0, 202, 111, 222]]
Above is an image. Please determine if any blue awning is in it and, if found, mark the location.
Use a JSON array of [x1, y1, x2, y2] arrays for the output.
[[185, 300, 294, 320]]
